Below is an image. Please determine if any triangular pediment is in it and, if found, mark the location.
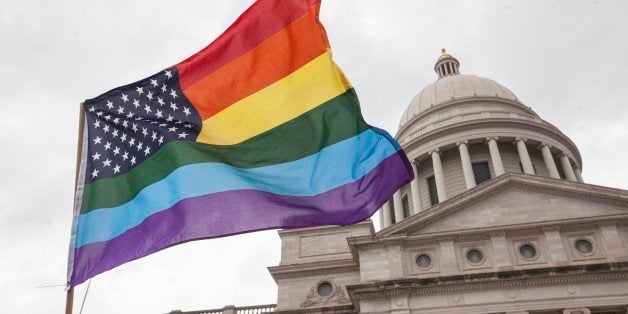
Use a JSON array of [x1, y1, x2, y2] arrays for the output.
[[378, 173, 628, 237]]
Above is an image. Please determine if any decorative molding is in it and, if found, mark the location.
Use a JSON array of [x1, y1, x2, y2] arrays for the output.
[[485, 136, 499, 144], [506, 228, 542, 237], [453, 233, 490, 242], [367, 216, 628, 253], [400, 118, 582, 167], [540, 225, 562, 232], [537, 142, 552, 149], [487, 230, 507, 237], [427, 148, 441, 156], [354, 220, 627, 260], [346, 263, 628, 301], [396, 97, 535, 137], [268, 259, 359, 282], [278, 220, 373, 237]]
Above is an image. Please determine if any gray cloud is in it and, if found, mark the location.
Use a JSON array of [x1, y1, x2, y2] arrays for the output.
[[0, 0, 626, 312]]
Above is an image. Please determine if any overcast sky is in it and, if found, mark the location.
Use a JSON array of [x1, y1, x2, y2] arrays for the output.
[[1, 0, 628, 313]]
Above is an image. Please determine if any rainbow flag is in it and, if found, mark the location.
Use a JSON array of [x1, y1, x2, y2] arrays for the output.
[[68, 0, 413, 287]]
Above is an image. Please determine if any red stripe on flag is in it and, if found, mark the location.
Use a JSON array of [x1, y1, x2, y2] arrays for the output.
[[182, 11, 328, 120], [176, 0, 322, 90]]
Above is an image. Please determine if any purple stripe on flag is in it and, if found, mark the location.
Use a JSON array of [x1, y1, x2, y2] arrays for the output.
[[70, 151, 412, 286]]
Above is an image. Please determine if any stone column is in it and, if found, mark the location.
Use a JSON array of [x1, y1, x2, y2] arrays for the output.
[[574, 166, 584, 183], [378, 207, 385, 230], [486, 137, 505, 176], [382, 200, 393, 228], [410, 161, 423, 214], [559, 153, 577, 182], [393, 190, 404, 222], [457, 141, 476, 189], [539, 143, 560, 179], [515, 138, 535, 175], [430, 149, 448, 202]]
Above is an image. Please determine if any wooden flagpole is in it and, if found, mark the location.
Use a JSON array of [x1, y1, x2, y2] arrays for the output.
[[66, 104, 86, 314], [65, 287, 74, 314]]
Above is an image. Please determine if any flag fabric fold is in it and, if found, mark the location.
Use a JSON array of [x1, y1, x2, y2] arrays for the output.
[[68, 0, 413, 287]]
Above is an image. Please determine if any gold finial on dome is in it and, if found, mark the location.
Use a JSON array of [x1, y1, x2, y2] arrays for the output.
[[438, 48, 452, 60]]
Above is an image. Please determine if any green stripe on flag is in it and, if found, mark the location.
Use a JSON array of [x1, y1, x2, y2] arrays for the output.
[[81, 89, 368, 213]]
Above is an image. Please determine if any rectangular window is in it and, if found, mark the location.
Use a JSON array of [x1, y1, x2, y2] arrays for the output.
[[402, 195, 410, 219], [427, 176, 439, 205], [472, 162, 491, 185]]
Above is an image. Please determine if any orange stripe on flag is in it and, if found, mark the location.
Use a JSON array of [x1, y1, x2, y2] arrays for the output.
[[182, 10, 328, 121]]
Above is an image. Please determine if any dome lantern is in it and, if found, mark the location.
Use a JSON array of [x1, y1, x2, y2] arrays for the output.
[[434, 48, 460, 78]]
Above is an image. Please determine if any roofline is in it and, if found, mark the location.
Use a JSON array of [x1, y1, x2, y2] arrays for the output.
[[375, 172, 628, 238]]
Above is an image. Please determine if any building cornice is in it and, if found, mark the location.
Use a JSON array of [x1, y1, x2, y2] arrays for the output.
[[349, 214, 628, 255], [277, 220, 374, 237], [277, 304, 355, 314], [268, 259, 359, 282], [346, 262, 628, 307], [397, 97, 534, 137]]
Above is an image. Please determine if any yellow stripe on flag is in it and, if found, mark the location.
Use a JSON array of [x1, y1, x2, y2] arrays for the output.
[[196, 52, 349, 145]]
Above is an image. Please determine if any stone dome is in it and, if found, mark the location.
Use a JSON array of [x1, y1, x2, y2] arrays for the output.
[[399, 50, 520, 129]]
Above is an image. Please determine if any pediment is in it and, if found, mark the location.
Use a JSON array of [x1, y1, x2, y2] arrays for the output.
[[378, 173, 628, 237]]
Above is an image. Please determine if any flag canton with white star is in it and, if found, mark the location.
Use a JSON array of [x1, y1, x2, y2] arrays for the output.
[[83, 68, 202, 183]]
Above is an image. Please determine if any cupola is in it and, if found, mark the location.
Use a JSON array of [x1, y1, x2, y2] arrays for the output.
[[434, 48, 460, 78]]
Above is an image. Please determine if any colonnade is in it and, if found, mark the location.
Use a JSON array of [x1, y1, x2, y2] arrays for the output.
[[379, 137, 583, 229]]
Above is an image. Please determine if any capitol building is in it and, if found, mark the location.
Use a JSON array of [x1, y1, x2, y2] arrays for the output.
[[174, 50, 628, 314]]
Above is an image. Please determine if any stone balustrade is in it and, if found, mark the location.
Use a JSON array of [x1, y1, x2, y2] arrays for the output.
[[169, 304, 276, 314]]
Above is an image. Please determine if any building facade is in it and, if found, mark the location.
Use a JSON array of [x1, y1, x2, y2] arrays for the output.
[[175, 51, 628, 314]]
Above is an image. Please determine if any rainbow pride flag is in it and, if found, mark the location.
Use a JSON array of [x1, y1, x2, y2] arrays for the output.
[[68, 0, 413, 287]]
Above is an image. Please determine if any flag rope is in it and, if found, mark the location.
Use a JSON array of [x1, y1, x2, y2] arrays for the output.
[[79, 279, 92, 314]]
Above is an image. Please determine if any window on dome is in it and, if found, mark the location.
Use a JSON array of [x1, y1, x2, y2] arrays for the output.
[[472, 162, 491, 185], [402, 195, 410, 219], [427, 176, 439, 205]]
